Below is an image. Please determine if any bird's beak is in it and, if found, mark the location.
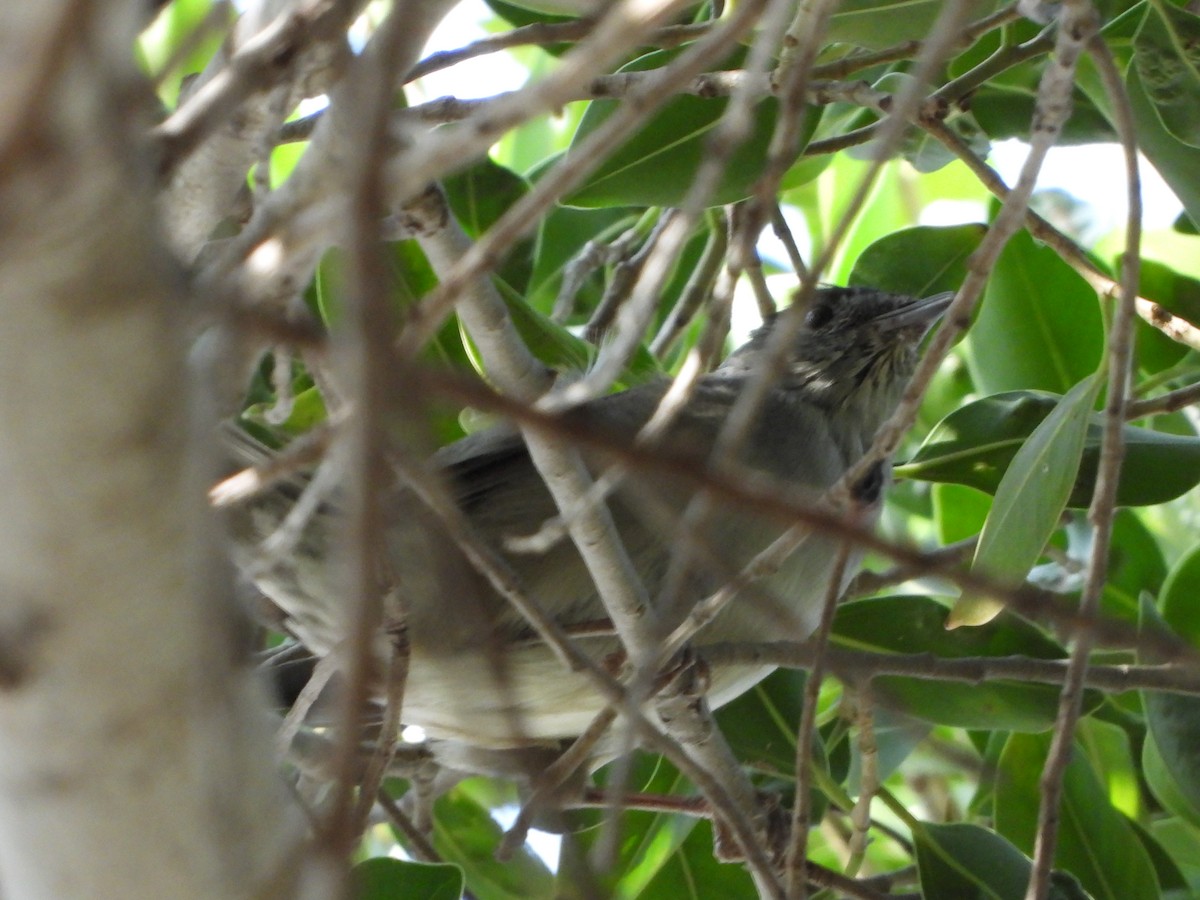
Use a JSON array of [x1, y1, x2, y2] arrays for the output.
[[876, 291, 955, 336]]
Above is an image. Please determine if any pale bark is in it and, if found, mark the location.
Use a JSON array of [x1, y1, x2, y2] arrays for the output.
[[0, 4, 293, 897]]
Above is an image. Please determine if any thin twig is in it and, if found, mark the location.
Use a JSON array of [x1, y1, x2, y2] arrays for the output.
[[699, 643, 1200, 698], [786, 541, 852, 899], [1026, 27, 1138, 900], [922, 119, 1200, 352], [396, 0, 767, 358], [404, 19, 712, 83], [1126, 380, 1200, 418], [320, 0, 412, 864]]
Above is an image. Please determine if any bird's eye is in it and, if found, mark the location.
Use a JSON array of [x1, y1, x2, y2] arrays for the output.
[[805, 304, 834, 329]]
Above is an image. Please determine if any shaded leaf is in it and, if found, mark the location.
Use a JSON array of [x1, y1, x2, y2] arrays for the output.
[[916, 822, 1088, 900], [525, 204, 638, 318], [970, 85, 1117, 144], [833, 596, 1095, 731], [353, 857, 463, 900], [563, 756, 697, 899], [493, 279, 662, 385], [1128, 66, 1200, 231], [995, 733, 1161, 900], [1131, 259, 1200, 374], [955, 375, 1101, 626], [565, 48, 817, 208], [715, 669, 842, 823], [962, 230, 1103, 396], [932, 483, 991, 545], [715, 668, 805, 776], [899, 391, 1200, 508], [1134, 3, 1200, 149], [636, 818, 755, 899], [827, 0, 1002, 49], [429, 788, 554, 900], [848, 223, 985, 298], [1160, 542, 1200, 649], [1140, 598, 1200, 830], [444, 158, 535, 294]]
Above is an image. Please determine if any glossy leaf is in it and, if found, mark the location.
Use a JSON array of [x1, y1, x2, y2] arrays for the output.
[[1140, 598, 1200, 830], [430, 789, 554, 900], [995, 733, 1161, 900], [899, 391, 1200, 508], [955, 375, 1100, 626], [932, 483, 991, 545], [969, 85, 1117, 145], [1134, 3, 1200, 149], [1160, 542, 1200, 648], [1132, 259, 1200, 374], [1128, 65, 1200, 230], [715, 668, 804, 776], [565, 48, 817, 208], [826, 0, 1002, 49], [715, 669, 844, 825], [916, 822, 1088, 900], [1104, 510, 1169, 622], [353, 858, 463, 900], [832, 596, 1093, 731], [635, 818, 756, 898], [1145, 734, 1200, 833], [525, 204, 637, 318], [563, 755, 700, 898], [962, 229, 1103, 396], [848, 223, 985, 299], [444, 158, 535, 294], [493, 279, 661, 386]]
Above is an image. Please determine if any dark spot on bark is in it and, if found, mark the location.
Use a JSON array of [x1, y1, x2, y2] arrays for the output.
[[0, 607, 53, 690]]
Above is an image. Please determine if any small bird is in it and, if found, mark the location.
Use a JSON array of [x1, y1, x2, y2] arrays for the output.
[[223, 285, 952, 775]]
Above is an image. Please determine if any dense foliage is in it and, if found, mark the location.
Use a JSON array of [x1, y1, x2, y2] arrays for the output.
[[143, 0, 1200, 896]]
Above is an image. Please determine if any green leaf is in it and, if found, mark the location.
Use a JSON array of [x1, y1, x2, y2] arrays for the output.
[[242, 385, 327, 434], [1160, 542, 1200, 648], [1134, 3, 1200, 148], [714, 669, 844, 823], [1104, 510, 1169, 622], [353, 857, 464, 900], [562, 756, 699, 899], [899, 391, 1200, 508], [1149, 817, 1200, 896], [970, 85, 1117, 145], [715, 668, 804, 776], [833, 596, 1093, 731], [917, 822, 1066, 900], [565, 47, 817, 208], [1145, 733, 1200, 833], [957, 375, 1101, 626], [827, 0, 1002, 49], [429, 788, 554, 900], [1131, 259, 1200, 375], [1127, 65, 1200, 231], [1140, 597, 1200, 829], [1130, 818, 1191, 899], [962, 230, 1104, 396], [845, 707, 931, 789], [848, 223, 986, 298], [995, 733, 1161, 900], [444, 158, 535, 295], [635, 818, 756, 899], [932, 483, 991, 545], [493, 279, 662, 385], [525, 204, 637, 318]]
